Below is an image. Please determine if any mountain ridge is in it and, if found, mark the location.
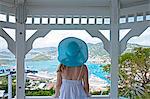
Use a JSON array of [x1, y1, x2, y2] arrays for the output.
[[0, 43, 149, 64]]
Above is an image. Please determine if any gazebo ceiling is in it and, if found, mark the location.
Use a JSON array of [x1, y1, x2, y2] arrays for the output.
[[0, 0, 148, 8]]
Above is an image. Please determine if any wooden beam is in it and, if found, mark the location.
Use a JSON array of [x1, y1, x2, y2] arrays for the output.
[[0, 22, 16, 29], [25, 29, 50, 54], [26, 24, 110, 30], [15, 1, 26, 98], [120, 22, 149, 53], [86, 29, 110, 54], [0, 28, 16, 55], [110, 0, 120, 98]]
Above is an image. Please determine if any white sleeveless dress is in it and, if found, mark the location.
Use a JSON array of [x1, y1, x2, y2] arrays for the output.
[[59, 66, 88, 99]]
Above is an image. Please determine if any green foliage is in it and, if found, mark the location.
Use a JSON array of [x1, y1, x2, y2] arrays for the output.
[[90, 89, 110, 95], [119, 47, 150, 98], [25, 89, 55, 96], [0, 76, 16, 97], [102, 64, 110, 73], [102, 47, 150, 98], [12, 83, 16, 97], [90, 91, 101, 95], [1, 46, 149, 97], [0, 76, 8, 92], [135, 92, 150, 99], [119, 53, 134, 64], [0, 76, 55, 97]]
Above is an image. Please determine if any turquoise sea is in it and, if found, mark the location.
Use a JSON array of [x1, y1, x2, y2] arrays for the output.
[[0, 60, 110, 83]]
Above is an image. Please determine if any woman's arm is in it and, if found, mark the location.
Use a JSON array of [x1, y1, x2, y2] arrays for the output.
[[83, 65, 89, 95], [54, 72, 62, 97]]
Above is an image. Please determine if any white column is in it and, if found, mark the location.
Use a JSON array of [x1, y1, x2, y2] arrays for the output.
[[24, 73, 27, 84], [8, 74, 12, 99], [110, 0, 120, 99], [15, 3, 26, 99]]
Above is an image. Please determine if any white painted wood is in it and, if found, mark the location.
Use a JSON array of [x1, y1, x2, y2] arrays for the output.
[[0, 0, 150, 99], [16, 19, 26, 99], [120, 22, 149, 53], [0, 0, 149, 17], [1, 20, 149, 31], [121, 0, 150, 8], [25, 0, 110, 7], [0, 20, 149, 31], [0, 28, 16, 55], [16, 4, 26, 24], [26, 24, 110, 30], [16, 21, 26, 99], [27, 6, 110, 16], [110, 0, 120, 99], [0, 21, 16, 29], [15, 1, 26, 99], [0, 2, 15, 13], [25, 3, 150, 16], [1, 0, 148, 8], [8, 74, 12, 99], [86, 29, 110, 54], [0, 0, 13, 7], [16, 0, 25, 4], [25, 95, 110, 99], [25, 29, 50, 54]]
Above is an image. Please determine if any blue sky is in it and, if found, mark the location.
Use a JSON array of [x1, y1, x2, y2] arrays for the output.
[[0, 27, 150, 49]]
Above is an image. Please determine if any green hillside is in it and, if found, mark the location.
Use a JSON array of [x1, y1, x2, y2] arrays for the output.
[[0, 43, 149, 64]]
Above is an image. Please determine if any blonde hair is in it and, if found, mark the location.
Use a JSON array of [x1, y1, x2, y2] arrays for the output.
[[57, 64, 66, 72]]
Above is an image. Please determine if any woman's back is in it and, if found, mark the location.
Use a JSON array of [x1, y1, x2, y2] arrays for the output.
[[59, 65, 88, 99], [54, 37, 89, 99], [61, 66, 85, 80]]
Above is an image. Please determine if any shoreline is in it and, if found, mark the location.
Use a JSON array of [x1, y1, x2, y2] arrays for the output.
[[1, 62, 110, 92], [26, 71, 110, 92]]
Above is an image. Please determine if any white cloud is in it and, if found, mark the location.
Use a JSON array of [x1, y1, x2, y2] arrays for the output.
[[120, 29, 131, 41], [99, 30, 110, 40], [26, 30, 37, 41], [3, 28, 16, 41], [128, 27, 150, 46], [33, 30, 101, 48], [0, 37, 8, 49]]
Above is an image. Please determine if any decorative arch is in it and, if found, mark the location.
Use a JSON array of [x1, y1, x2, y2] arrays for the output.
[[120, 22, 149, 53], [86, 29, 110, 54], [0, 28, 16, 55], [25, 29, 50, 54]]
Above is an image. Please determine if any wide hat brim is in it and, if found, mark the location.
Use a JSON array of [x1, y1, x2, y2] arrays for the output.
[[58, 37, 88, 67]]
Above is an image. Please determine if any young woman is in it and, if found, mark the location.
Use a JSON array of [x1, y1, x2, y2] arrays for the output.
[[54, 37, 90, 99]]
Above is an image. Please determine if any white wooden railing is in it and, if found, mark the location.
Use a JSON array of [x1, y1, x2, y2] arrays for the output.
[[24, 95, 110, 99]]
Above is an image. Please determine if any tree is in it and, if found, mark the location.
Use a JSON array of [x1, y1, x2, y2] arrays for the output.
[[102, 64, 110, 73], [119, 47, 150, 98], [0, 76, 16, 97], [103, 47, 150, 98]]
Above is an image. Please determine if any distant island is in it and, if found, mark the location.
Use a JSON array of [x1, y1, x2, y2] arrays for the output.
[[0, 43, 150, 94], [0, 43, 149, 65]]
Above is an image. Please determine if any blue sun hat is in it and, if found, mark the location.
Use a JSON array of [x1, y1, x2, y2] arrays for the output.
[[58, 37, 88, 67]]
